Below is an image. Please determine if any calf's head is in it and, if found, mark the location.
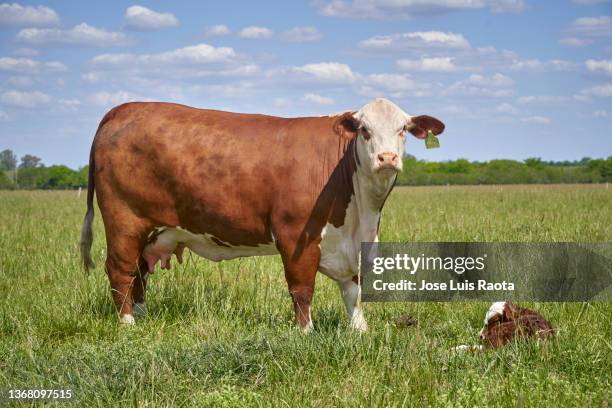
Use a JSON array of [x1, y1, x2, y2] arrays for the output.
[[334, 98, 445, 177]]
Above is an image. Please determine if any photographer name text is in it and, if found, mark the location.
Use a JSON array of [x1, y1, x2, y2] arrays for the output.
[[372, 279, 515, 291]]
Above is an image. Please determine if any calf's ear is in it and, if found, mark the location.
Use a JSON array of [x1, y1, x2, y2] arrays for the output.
[[333, 112, 360, 140], [406, 115, 445, 139]]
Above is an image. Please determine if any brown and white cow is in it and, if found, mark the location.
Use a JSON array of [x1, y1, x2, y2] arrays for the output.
[[80, 98, 444, 330]]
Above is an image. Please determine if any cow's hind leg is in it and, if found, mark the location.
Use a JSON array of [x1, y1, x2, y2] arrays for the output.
[[338, 276, 367, 332], [105, 234, 144, 324]]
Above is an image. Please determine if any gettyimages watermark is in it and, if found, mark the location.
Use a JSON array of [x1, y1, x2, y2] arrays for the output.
[[360, 243, 612, 302]]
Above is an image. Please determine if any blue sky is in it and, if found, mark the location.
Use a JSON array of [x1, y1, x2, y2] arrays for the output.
[[0, 0, 611, 168]]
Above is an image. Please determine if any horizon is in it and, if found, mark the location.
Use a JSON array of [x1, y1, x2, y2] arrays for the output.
[[0, 1, 611, 168]]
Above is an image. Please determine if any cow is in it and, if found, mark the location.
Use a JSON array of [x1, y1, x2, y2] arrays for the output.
[[80, 98, 445, 331]]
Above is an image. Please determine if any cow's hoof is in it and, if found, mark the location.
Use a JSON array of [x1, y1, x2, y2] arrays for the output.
[[119, 314, 135, 324], [298, 321, 314, 334], [133, 302, 147, 317], [350, 317, 368, 333]]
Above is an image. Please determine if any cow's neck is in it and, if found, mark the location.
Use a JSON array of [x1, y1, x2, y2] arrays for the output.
[[349, 170, 395, 242]]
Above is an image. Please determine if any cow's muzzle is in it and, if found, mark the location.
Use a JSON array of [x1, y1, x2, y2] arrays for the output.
[[376, 152, 400, 172]]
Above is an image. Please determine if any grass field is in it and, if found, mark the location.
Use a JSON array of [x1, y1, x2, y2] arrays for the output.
[[0, 185, 610, 407]]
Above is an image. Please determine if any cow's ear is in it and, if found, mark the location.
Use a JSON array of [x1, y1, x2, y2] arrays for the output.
[[333, 112, 360, 140], [406, 115, 445, 139]]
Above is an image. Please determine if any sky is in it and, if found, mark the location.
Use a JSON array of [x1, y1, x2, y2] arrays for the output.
[[0, 0, 611, 169]]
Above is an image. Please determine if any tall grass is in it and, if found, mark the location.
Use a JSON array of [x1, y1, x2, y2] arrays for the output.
[[0, 185, 610, 406]]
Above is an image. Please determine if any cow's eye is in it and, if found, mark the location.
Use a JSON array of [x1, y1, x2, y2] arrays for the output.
[[361, 128, 371, 140]]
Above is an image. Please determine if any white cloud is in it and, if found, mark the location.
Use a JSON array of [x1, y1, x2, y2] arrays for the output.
[[489, 0, 527, 13], [17, 23, 132, 47], [504, 57, 578, 72], [124, 5, 179, 31], [57, 98, 81, 111], [446, 73, 514, 97], [577, 83, 612, 98], [302, 93, 334, 105], [396, 57, 458, 72], [238, 26, 273, 39], [314, 0, 527, 19], [359, 31, 470, 50], [572, 0, 612, 4], [0, 3, 59, 27], [359, 73, 431, 98], [12, 47, 40, 57], [0, 57, 66, 74], [496, 102, 519, 114], [586, 59, 612, 76], [592, 109, 610, 118], [195, 81, 257, 98], [292, 62, 358, 83], [559, 37, 593, 46], [516, 95, 568, 105], [92, 43, 236, 67], [0, 90, 50, 108], [465, 73, 514, 87], [568, 16, 612, 38], [282, 26, 322, 42], [5, 76, 35, 87], [206, 24, 230, 36], [89, 90, 151, 107], [520, 116, 551, 124]]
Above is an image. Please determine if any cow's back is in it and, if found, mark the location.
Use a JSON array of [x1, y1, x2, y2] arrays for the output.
[[92, 102, 348, 247]]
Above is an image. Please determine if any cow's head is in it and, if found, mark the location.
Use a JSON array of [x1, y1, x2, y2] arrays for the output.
[[334, 98, 445, 177]]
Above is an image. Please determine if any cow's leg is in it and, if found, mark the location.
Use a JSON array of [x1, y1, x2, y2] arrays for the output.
[[338, 276, 367, 332], [131, 257, 148, 317], [278, 241, 320, 332], [105, 235, 144, 324]]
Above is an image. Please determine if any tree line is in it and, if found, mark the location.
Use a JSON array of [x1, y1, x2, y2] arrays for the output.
[[396, 155, 612, 185], [0, 148, 610, 189]]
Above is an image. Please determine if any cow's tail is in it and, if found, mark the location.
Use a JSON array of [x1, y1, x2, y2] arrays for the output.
[[80, 146, 96, 273]]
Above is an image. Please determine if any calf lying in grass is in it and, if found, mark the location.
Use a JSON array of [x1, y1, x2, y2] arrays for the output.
[[456, 301, 555, 352]]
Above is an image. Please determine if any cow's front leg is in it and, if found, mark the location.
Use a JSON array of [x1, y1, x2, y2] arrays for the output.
[[338, 276, 367, 332], [131, 257, 148, 317], [278, 241, 320, 332]]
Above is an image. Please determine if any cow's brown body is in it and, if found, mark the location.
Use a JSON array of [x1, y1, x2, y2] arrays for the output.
[[84, 102, 360, 326], [81, 99, 444, 328]]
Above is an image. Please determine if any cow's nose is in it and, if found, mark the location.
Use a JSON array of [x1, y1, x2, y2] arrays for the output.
[[377, 152, 399, 166]]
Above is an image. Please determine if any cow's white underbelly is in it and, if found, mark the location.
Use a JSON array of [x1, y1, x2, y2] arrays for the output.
[[145, 226, 277, 265]]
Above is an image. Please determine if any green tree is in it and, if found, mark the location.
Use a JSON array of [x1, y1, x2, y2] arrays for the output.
[[19, 154, 42, 169], [0, 171, 14, 189], [0, 149, 17, 171]]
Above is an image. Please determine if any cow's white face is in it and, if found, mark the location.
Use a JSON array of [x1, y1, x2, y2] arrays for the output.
[[334, 98, 445, 180], [354, 99, 410, 176]]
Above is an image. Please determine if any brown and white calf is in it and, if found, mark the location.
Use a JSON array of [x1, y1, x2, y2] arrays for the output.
[[479, 301, 555, 348], [80, 98, 445, 330]]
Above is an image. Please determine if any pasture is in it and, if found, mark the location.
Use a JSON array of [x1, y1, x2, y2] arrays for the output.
[[0, 185, 610, 407]]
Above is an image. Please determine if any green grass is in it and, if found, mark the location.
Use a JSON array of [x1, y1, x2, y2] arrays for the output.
[[0, 185, 610, 407]]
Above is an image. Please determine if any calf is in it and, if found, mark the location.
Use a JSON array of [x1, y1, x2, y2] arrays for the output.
[[479, 301, 555, 348]]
